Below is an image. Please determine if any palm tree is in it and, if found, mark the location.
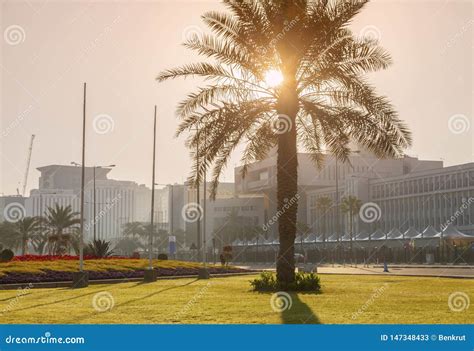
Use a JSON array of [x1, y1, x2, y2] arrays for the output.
[[14, 217, 42, 255], [45, 204, 80, 254], [0, 221, 18, 250], [86, 239, 114, 258], [340, 195, 362, 253], [316, 196, 333, 242], [158, 0, 411, 286], [122, 221, 145, 238]]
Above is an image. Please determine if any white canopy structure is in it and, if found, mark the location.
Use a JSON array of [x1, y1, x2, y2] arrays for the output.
[[403, 227, 420, 239], [370, 228, 386, 240], [387, 228, 404, 240], [304, 233, 318, 243], [441, 225, 474, 241], [421, 225, 441, 238]]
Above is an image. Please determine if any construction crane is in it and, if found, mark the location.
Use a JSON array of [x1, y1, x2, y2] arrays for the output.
[[21, 134, 35, 197]]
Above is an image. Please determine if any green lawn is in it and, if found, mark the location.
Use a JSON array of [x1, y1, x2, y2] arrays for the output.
[[0, 274, 472, 324]]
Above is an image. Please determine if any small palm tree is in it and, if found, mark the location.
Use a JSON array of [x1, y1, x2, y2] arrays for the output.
[[340, 195, 362, 251], [316, 196, 333, 242], [86, 239, 114, 258], [45, 204, 80, 254], [14, 217, 42, 255], [158, 0, 411, 286]]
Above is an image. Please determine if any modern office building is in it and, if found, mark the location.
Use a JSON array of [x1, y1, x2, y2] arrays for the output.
[[205, 195, 268, 249], [25, 165, 155, 242], [307, 161, 474, 236], [236, 149, 443, 237]]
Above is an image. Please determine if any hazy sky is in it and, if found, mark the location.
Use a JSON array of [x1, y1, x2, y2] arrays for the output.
[[1, 0, 472, 196]]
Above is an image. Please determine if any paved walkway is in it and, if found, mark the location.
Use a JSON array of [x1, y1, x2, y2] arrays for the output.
[[236, 264, 474, 279]]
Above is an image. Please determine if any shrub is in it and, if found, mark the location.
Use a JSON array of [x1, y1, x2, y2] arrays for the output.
[[0, 249, 14, 262], [85, 239, 114, 258], [250, 271, 321, 292], [157, 253, 168, 260]]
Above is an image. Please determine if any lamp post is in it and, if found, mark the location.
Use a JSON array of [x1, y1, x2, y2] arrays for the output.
[[193, 124, 209, 279], [72, 82, 88, 289], [144, 106, 158, 282]]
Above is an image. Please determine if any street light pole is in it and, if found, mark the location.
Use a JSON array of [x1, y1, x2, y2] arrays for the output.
[[93, 166, 96, 241], [198, 124, 209, 279], [144, 106, 158, 282], [72, 82, 89, 289]]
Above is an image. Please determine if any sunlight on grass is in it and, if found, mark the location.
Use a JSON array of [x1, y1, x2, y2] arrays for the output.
[[0, 275, 472, 324]]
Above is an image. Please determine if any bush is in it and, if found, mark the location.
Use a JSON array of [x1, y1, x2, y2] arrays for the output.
[[250, 271, 321, 292], [0, 249, 14, 263], [157, 253, 168, 260]]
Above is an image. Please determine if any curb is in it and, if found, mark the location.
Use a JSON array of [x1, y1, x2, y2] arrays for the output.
[[317, 272, 474, 279]]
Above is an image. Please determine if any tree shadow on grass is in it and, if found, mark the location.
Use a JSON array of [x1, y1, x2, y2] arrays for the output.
[[11, 289, 103, 313], [116, 279, 199, 307], [254, 290, 321, 324], [281, 293, 321, 324], [63, 278, 199, 323]]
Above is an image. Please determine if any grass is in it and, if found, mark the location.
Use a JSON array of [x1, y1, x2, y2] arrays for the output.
[[0, 274, 472, 324], [0, 259, 220, 276]]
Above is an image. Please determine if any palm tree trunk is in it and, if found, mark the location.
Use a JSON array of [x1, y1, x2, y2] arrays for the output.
[[276, 74, 299, 286]]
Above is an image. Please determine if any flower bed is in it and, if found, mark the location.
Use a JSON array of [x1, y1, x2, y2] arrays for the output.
[[0, 266, 247, 284], [12, 255, 129, 261], [0, 258, 249, 284]]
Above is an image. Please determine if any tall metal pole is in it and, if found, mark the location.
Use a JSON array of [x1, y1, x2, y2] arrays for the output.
[[203, 127, 207, 267], [335, 157, 340, 262], [149, 106, 157, 270], [335, 157, 339, 238], [196, 125, 201, 262], [93, 166, 96, 241], [79, 82, 86, 272]]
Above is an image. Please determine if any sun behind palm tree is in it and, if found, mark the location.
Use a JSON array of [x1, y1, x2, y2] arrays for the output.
[[158, 0, 411, 286]]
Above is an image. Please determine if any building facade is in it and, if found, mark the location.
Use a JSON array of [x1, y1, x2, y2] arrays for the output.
[[307, 162, 474, 237]]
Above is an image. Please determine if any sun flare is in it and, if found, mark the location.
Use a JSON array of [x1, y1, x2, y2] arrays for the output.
[[264, 69, 284, 88]]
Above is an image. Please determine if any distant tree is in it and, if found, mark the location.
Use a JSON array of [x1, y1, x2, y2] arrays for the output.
[[122, 222, 145, 238], [44, 204, 80, 254], [341, 195, 362, 251], [114, 237, 142, 256], [316, 196, 333, 242], [86, 239, 114, 258], [0, 221, 17, 250], [14, 217, 42, 255]]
